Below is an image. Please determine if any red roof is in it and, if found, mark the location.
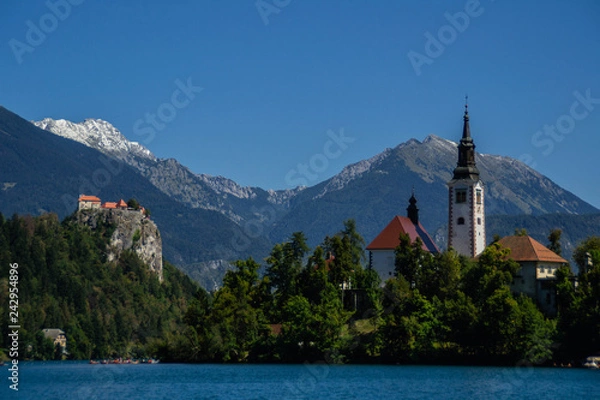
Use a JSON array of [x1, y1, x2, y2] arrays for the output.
[[78, 195, 101, 203], [270, 324, 282, 336], [101, 202, 117, 209], [117, 199, 128, 208], [366, 216, 439, 253], [497, 235, 568, 263]]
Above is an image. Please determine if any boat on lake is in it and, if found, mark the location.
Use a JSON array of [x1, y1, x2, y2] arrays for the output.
[[583, 356, 599, 369]]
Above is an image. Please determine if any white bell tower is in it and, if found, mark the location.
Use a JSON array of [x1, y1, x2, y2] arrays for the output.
[[448, 100, 486, 257]]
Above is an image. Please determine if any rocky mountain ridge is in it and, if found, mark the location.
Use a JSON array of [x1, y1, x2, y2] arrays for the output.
[[1, 107, 596, 288], [33, 117, 596, 224], [33, 118, 300, 224]]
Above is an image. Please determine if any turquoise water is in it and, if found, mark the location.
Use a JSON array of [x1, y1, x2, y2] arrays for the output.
[[1, 361, 598, 399]]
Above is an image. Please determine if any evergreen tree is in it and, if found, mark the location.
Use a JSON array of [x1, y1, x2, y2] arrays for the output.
[[547, 229, 563, 256]]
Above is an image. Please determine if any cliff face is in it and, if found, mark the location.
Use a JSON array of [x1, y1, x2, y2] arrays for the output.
[[77, 209, 163, 281]]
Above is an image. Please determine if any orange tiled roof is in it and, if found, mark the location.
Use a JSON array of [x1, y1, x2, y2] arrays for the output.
[[497, 235, 567, 263], [366, 216, 439, 253], [270, 324, 282, 336], [117, 199, 128, 208], [78, 195, 101, 203], [101, 202, 118, 209]]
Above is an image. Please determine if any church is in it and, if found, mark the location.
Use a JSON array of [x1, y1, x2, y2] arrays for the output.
[[366, 101, 565, 315], [366, 101, 484, 281], [366, 192, 439, 282]]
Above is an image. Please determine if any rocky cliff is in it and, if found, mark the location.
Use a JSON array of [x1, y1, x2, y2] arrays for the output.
[[77, 208, 163, 281]]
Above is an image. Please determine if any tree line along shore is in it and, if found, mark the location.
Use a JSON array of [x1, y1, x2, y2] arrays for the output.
[[0, 213, 598, 366]]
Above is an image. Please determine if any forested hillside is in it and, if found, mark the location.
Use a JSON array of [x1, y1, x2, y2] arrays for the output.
[[0, 212, 198, 360]]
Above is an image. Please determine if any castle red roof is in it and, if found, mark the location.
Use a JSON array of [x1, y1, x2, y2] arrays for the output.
[[366, 216, 439, 253], [497, 235, 567, 264], [117, 199, 128, 208], [78, 195, 101, 203], [101, 202, 117, 209]]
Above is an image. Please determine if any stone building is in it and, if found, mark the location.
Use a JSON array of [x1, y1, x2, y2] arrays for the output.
[[498, 235, 568, 316], [42, 328, 67, 354], [77, 194, 101, 210]]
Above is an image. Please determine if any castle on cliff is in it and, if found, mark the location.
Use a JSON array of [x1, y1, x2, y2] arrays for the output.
[[76, 194, 161, 281], [78, 194, 147, 216]]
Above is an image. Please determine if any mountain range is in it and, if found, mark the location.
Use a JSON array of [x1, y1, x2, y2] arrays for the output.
[[1, 105, 598, 288]]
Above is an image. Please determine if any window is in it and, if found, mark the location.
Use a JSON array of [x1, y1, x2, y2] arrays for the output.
[[456, 189, 467, 204], [476, 189, 482, 204], [477, 217, 481, 225], [457, 217, 465, 225]]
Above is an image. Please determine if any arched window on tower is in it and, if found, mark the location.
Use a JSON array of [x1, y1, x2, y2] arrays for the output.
[[457, 217, 465, 225]]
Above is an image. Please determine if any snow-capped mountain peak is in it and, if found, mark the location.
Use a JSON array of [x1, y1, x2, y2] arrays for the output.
[[33, 118, 155, 161]]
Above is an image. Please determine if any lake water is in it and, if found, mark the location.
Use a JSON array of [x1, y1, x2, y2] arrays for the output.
[[1, 361, 597, 399]]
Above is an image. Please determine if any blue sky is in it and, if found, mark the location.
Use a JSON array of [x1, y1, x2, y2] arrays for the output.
[[1, 0, 599, 208]]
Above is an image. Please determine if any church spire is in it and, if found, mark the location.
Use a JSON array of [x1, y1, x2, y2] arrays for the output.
[[462, 96, 471, 139], [452, 97, 480, 181], [447, 97, 486, 258], [407, 188, 419, 225]]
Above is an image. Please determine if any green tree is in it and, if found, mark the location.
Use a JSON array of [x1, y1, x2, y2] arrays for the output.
[[323, 219, 366, 290], [279, 283, 348, 362], [463, 242, 520, 303], [515, 228, 528, 236], [127, 198, 140, 210], [299, 246, 329, 305], [208, 258, 268, 362], [381, 285, 442, 362], [547, 229, 563, 256], [556, 237, 600, 360], [511, 295, 556, 364], [573, 236, 600, 273], [265, 232, 309, 317], [417, 249, 462, 300], [439, 290, 478, 354], [394, 233, 433, 290]]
